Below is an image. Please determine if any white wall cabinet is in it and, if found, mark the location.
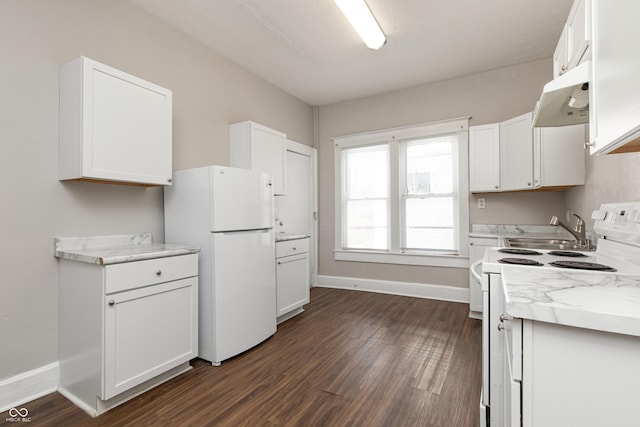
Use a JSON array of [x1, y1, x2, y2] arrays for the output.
[[469, 124, 500, 192], [470, 114, 585, 193], [500, 112, 535, 191], [534, 124, 586, 188], [553, 0, 590, 78], [230, 121, 287, 195], [276, 237, 310, 320], [59, 56, 173, 186], [589, 1, 640, 155], [58, 254, 198, 416]]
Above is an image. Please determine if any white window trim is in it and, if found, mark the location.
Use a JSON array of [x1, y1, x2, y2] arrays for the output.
[[333, 117, 470, 268]]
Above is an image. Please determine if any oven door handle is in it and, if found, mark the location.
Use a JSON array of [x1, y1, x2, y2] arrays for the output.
[[471, 259, 483, 283]]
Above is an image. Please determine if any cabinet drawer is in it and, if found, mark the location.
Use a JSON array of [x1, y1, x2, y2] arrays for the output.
[[276, 238, 309, 258], [105, 254, 198, 294]]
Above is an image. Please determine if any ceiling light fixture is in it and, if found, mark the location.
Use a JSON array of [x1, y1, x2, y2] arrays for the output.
[[335, 0, 386, 50]]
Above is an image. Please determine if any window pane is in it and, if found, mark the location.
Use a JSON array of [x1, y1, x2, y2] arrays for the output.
[[404, 197, 454, 250], [406, 137, 453, 195], [345, 145, 388, 198], [346, 200, 388, 250]]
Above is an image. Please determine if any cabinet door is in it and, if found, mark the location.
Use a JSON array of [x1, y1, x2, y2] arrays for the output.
[[276, 253, 310, 316], [103, 278, 197, 399], [553, 24, 569, 78], [566, 0, 590, 68], [589, 1, 640, 154], [469, 124, 500, 192], [59, 57, 172, 186], [253, 127, 286, 195], [468, 237, 498, 314], [500, 112, 534, 191], [534, 125, 586, 188]]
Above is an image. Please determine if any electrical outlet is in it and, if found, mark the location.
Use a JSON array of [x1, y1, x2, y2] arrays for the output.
[[478, 198, 486, 209]]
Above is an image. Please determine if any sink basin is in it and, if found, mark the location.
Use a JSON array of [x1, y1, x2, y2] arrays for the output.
[[505, 237, 595, 251]]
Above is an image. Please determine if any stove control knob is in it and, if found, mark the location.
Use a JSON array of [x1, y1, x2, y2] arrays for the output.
[[591, 210, 606, 221]]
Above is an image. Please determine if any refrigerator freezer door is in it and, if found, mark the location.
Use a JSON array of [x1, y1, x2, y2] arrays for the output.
[[209, 166, 273, 232], [210, 229, 276, 363]]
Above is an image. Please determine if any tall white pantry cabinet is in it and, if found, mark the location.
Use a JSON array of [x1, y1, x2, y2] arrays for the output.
[[59, 56, 173, 186]]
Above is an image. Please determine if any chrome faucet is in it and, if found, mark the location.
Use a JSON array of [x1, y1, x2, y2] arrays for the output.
[[550, 213, 587, 245]]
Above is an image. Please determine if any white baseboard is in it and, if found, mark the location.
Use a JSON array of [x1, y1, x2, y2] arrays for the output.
[[0, 362, 59, 413], [316, 275, 469, 303]]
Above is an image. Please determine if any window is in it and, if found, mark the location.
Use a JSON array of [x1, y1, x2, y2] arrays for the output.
[[334, 118, 469, 267]]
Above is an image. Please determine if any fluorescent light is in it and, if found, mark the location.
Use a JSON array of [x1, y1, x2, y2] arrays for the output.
[[335, 0, 386, 50]]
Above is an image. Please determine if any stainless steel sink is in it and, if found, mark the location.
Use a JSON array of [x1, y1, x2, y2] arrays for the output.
[[505, 237, 595, 251]]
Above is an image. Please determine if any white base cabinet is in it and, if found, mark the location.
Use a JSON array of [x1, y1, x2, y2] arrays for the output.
[[58, 254, 198, 416], [499, 288, 640, 426], [276, 237, 310, 321], [468, 236, 498, 318], [59, 56, 173, 186]]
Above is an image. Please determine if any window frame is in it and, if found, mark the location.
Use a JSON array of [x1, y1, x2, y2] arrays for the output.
[[333, 117, 470, 268]]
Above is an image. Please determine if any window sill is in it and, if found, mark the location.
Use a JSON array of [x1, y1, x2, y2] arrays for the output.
[[333, 250, 469, 268]]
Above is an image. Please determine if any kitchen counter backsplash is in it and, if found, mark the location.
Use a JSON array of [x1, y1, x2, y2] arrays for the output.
[[54, 232, 200, 265], [469, 224, 596, 244]]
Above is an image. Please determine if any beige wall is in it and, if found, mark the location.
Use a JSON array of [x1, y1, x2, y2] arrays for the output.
[[566, 152, 640, 231], [0, 0, 313, 380], [317, 59, 565, 287]]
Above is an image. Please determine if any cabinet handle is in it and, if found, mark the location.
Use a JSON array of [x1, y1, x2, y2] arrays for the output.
[[292, 247, 297, 251], [497, 323, 505, 331], [527, 182, 532, 186], [167, 178, 172, 183], [108, 300, 115, 306], [156, 270, 162, 276], [494, 185, 499, 189], [584, 141, 595, 149]]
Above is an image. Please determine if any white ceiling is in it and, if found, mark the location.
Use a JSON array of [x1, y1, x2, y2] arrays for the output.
[[128, 0, 574, 106]]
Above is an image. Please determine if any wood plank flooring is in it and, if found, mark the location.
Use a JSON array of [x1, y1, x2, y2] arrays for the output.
[[5, 287, 482, 427]]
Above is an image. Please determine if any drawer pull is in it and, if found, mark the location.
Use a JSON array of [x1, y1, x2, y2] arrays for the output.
[[292, 247, 297, 251], [156, 270, 162, 276], [108, 300, 115, 306]]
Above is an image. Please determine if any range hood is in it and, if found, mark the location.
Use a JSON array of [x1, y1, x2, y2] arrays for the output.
[[532, 60, 590, 127]]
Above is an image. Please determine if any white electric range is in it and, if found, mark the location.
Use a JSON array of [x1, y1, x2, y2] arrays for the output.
[[479, 201, 640, 427]]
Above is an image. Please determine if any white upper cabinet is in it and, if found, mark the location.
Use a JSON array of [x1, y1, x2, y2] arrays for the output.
[[59, 56, 173, 186], [500, 112, 535, 192], [229, 121, 287, 195], [566, 0, 591, 68], [553, 24, 569, 78], [589, 1, 640, 155], [470, 115, 585, 193], [553, 0, 591, 78], [534, 124, 586, 188], [469, 124, 500, 192]]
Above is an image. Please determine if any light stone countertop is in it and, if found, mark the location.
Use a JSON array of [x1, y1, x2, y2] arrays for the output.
[[501, 265, 640, 337], [275, 233, 310, 242], [54, 232, 200, 265]]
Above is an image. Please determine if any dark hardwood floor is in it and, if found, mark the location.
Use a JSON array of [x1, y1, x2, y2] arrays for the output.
[[4, 287, 482, 427]]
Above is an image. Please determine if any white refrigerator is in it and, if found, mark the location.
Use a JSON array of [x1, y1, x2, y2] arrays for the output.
[[164, 165, 276, 365]]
